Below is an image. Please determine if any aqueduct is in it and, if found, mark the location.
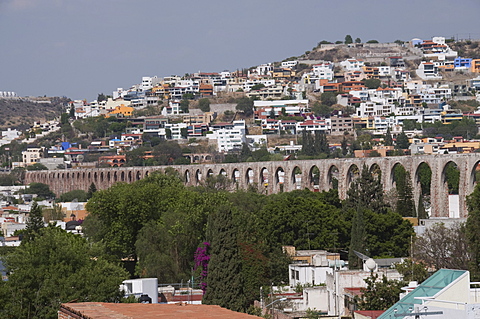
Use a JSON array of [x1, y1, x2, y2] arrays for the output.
[[25, 153, 480, 218]]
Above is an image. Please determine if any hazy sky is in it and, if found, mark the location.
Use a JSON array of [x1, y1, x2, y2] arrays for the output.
[[1, 0, 479, 101]]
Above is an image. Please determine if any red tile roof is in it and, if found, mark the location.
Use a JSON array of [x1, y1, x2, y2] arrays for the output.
[[354, 310, 385, 319], [59, 303, 262, 319]]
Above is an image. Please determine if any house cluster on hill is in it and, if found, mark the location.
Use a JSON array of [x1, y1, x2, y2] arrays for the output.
[[2, 37, 480, 169]]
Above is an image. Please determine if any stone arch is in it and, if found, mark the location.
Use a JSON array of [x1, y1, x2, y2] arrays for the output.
[[145, 171, 150, 177], [442, 161, 460, 217], [100, 172, 104, 183], [245, 168, 254, 185], [120, 171, 125, 182], [107, 172, 111, 183], [291, 166, 302, 190], [275, 166, 285, 192], [369, 163, 381, 179], [76, 172, 80, 179], [346, 164, 360, 186], [391, 162, 408, 188], [195, 169, 202, 184], [327, 165, 339, 189], [207, 169, 214, 177], [128, 171, 132, 182], [136, 171, 141, 181], [232, 169, 240, 184], [113, 172, 118, 183], [219, 169, 227, 177], [470, 160, 480, 190], [415, 162, 432, 218], [309, 165, 320, 190], [87, 172, 91, 180], [185, 170, 191, 183], [260, 167, 269, 186]]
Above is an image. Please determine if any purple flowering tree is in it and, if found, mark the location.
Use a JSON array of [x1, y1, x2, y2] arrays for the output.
[[193, 242, 210, 294]]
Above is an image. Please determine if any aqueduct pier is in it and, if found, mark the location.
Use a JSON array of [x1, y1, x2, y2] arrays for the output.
[[25, 153, 480, 218]]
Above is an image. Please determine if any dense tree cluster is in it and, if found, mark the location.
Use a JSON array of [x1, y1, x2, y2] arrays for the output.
[[80, 170, 414, 312], [0, 226, 128, 319]]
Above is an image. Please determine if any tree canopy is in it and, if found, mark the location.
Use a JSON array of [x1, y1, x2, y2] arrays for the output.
[[0, 226, 128, 319]]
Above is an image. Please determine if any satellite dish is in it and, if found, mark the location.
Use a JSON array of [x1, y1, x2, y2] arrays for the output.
[[365, 258, 376, 271]]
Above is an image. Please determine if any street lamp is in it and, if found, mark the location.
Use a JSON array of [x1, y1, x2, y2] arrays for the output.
[[265, 298, 287, 319]]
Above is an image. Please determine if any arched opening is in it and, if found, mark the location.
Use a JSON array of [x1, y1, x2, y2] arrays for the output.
[[346, 164, 360, 186], [145, 171, 150, 177], [100, 172, 104, 183], [185, 170, 190, 183], [128, 171, 132, 182], [195, 169, 202, 184], [260, 168, 269, 194], [245, 168, 254, 185], [309, 165, 320, 191], [275, 167, 285, 192], [291, 166, 302, 190], [136, 171, 141, 181], [260, 168, 269, 186], [107, 172, 111, 183], [207, 169, 213, 177], [219, 169, 227, 177], [391, 163, 416, 217], [471, 160, 480, 189], [442, 161, 460, 218], [113, 172, 118, 182], [415, 162, 432, 219], [369, 163, 381, 181], [232, 169, 240, 184], [327, 165, 339, 189], [120, 171, 125, 182]]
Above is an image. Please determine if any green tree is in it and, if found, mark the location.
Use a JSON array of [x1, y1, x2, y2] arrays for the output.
[[24, 201, 44, 241], [26, 162, 48, 171], [58, 189, 89, 202], [25, 182, 55, 199], [341, 137, 349, 156], [344, 35, 353, 44], [204, 205, 247, 312], [357, 274, 404, 311], [394, 165, 416, 217], [180, 99, 190, 113], [198, 98, 211, 112], [312, 101, 332, 117], [363, 78, 381, 89], [395, 259, 430, 283], [355, 37, 362, 44], [87, 182, 97, 199], [349, 208, 366, 269], [366, 40, 379, 43], [395, 131, 410, 149], [345, 164, 386, 213], [84, 172, 186, 259], [236, 96, 255, 117], [320, 92, 337, 107], [467, 184, 480, 280], [251, 83, 265, 91], [384, 127, 393, 146], [0, 227, 128, 318]]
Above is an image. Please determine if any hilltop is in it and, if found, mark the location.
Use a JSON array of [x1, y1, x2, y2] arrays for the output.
[[0, 97, 67, 131]]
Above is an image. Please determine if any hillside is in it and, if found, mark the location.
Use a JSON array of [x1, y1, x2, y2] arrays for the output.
[[0, 97, 67, 131]]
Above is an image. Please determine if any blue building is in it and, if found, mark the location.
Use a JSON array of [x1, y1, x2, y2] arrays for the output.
[[454, 57, 472, 69]]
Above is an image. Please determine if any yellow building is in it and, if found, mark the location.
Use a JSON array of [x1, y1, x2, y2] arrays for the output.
[[107, 105, 134, 118]]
